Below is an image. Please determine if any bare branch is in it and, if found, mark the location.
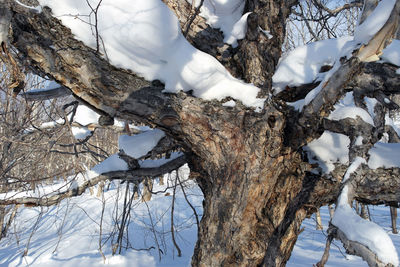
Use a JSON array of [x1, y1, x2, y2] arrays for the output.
[[0, 155, 187, 206], [22, 86, 72, 101], [311, 0, 363, 18]]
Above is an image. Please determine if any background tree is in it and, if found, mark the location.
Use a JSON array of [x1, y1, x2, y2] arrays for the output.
[[0, 0, 400, 266]]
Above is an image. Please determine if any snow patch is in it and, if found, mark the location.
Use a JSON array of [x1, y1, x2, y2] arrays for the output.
[[328, 92, 374, 125], [225, 12, 251, 48], [354, 0, 396, 44], [382, 39, 400, 67], [355, 136, 364, 146], [74, 105, 100, 126], [368, 142, 400, 169], [188, 0, 247, 46], [118, 129, 165, 159], [332, 185, 399, 266], [71, 126, 92, 140], [222, 100, 236, 107], [304, 131, 350, 173], [342, 157, 366, 182], [272, 36, 353, 93]]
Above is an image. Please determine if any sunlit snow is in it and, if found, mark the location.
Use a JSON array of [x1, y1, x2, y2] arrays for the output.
[[187, 0, 248, 46], [354, 0, 396, 44], [118, 129, 165, 159], [304, 131, 350, 173], [382, 39, 400, 67], [332, 185, 399, 266], [368, 142, 400, 169], [328, 92, 374, 125], [272, 37, 353, 93]]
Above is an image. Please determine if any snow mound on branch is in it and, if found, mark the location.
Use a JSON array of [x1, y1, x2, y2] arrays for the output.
[[38, 0, 264, 109], [73, 105, 100, 126], [272, 36, 353, 93], [354, 0, 396, 45], [118, 129, 165, 159], [90, 154, 128, 175], [368, 142, 400, 169], [225, 12, 252, 48], [328, 92, 374, 125], [332, 185, 399, 266], [187, 0, 248, 47], [304, 131, 350, 173]]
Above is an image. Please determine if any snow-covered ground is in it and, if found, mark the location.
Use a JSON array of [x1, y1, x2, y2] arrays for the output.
[[0, 166, 398, 267]]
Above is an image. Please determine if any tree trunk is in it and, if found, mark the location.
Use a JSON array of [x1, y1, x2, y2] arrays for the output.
[[391, 206, 398, 234], [175, 102, 311, 266]]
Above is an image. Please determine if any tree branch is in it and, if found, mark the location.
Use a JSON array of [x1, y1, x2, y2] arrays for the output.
[[0, 155, 187, 206], [21, 86, 72, 100], [8, 3, 174, 129]]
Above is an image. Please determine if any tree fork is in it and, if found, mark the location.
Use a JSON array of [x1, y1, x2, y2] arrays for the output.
[[174, 102, 311, 266]]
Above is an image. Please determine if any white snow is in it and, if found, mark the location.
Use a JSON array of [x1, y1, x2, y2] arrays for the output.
[[368, 142, 400, 169], [1, 170, 399, 267], [355, 136, 364, 146], [354, 0, 396, 45], [304, 131, 350, 173], [382, 39, 400, 67], [90, 154, 128, 175], [118, 129, 165, 159], [342, 157, 366, 182], [332, 185, 399, 266], [73, 105, 100, 126], [258, 27, 273, 39], [224, 12, 251, 48], [0, 166, 201, 267], [328, 92, 374, 125], [14, 0, 43, 13], [187, 0, 247, 46], [71, 126, 92, 140], [27, 80, 62, 93], [272, 36, 353, 93], [222, 100, 236, 107], [38, 0, 264, 109], [139, 152, 183, 168], [273, 0, 397, 106]]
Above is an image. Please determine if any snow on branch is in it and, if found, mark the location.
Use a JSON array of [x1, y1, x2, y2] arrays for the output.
[[0, 154, 186, 207], [331, 183, 399, 266], [37, 0, 264, 109], [355, 0, 400, 62]]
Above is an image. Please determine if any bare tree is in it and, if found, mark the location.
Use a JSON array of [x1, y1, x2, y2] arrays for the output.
[[1, 0, 400, 266]]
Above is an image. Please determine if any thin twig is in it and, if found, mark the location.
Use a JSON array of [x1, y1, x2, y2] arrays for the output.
[[171, 174, 182, 257]]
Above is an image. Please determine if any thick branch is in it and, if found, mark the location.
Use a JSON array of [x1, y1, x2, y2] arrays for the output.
[[8, 3, 176, 129]]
